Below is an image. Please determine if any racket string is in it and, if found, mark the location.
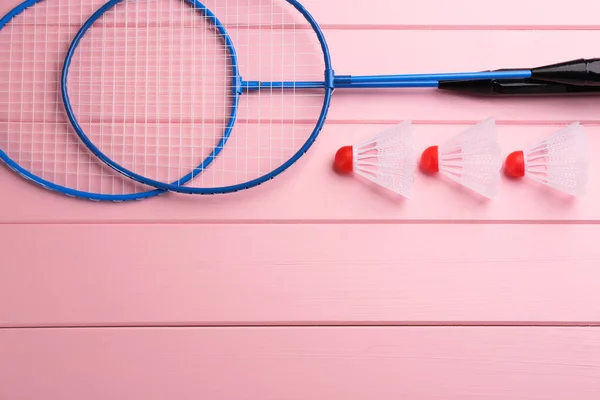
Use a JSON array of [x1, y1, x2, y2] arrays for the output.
[[60, 0, 327, 191]]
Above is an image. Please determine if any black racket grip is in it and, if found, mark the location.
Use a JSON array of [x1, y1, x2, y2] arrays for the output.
[[438, 78, 600, 96], [530, 58, 600, 87]]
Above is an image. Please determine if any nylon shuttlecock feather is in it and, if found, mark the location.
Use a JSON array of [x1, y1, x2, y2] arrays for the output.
[[505, 121, 588, 196], [420, 117, 502, 198], [334, 121, 416, 197]]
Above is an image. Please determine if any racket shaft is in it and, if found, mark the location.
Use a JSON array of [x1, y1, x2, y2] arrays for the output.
[[335, 70, 532, 84], [242, 80, 439, 90], [241, 70, 532, 91]]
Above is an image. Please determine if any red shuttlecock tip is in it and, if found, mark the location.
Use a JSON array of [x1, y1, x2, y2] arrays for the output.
[[420, 145, 439, 174], [334, 145, 354, 174], [504, 150, 525, 178]]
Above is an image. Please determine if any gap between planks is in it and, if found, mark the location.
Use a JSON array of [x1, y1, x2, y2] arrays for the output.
[[3, 220, 600, 225], [3, 322, 600, 330]]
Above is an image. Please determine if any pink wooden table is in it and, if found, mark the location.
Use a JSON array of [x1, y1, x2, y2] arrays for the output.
[[2, 0, 600, 398]]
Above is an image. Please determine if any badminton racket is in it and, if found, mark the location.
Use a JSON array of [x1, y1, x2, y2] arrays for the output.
[[0, 0, 167, 201], [60, 0, 600, 195]]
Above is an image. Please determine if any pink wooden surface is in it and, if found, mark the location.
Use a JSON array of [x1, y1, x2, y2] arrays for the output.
[[2, 224, 600, 326], [1, 0, 600, 398], [2, 327, 600, 399]]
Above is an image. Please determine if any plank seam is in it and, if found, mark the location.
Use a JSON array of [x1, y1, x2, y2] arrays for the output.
[[3, 322, 600, 329], [2, 220, 600, 225]]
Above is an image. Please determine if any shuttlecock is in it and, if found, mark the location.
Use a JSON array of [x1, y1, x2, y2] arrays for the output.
[[504, 121, 588, 196], [333, 120, 416, 197], [419, 117, 502, 198]]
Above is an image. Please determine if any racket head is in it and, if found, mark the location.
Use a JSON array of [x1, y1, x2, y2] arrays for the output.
[[0, 0, 164, 201], [60, 0, 333, 194]]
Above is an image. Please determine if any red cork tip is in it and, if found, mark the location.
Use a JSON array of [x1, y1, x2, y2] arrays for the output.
[[334, 145, 354, 174], [420, 145, 439, 174], [505, 150, 525, 178]]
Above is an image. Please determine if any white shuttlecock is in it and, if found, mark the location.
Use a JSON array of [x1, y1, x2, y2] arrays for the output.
[[333, 120, 416, 197], [504, 121, 588, 196], [419, 117, 502, 198]]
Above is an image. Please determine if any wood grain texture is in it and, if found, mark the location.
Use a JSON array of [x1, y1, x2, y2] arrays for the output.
[[2, 327, 600, 399], [300, 0, 600, 27], [2, 224, 600, 327], [3, 0, 599, 27]]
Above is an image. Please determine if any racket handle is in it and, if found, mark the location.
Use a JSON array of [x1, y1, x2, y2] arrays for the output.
[[529, 58, 600, 87], [438, 78, 600, 96]]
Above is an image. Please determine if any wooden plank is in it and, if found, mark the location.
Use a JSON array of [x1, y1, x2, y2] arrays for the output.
[[2, 326, 600, 399], [2, 0, 600, 27], [2, 224, 600, 326], [301, 0, 600, 27], [1, 124, 598, 223]]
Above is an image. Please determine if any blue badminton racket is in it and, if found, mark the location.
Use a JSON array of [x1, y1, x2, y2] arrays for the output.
[[60, 0, 600, 195]]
